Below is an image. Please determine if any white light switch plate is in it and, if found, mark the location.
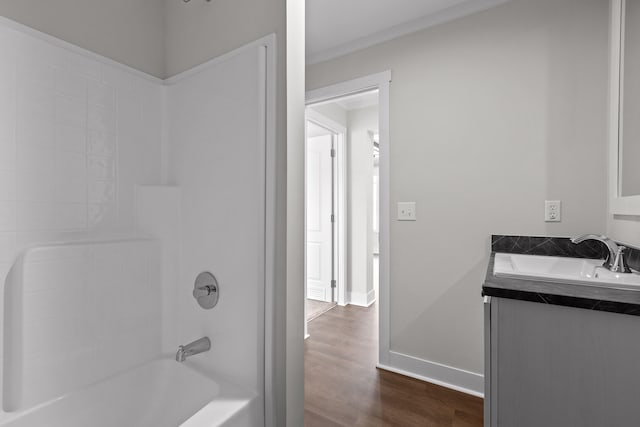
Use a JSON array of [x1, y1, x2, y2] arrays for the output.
[[545, 200, 561, 222], [397, 202, 416, 221]]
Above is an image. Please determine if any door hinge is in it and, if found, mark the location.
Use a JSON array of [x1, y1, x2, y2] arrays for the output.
[[330, 213, 335, 223], [331, 280, 336, 288], [330, 148, 336, 158]]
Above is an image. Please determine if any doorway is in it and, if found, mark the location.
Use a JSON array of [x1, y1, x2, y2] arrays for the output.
[[304, 70, 391, 365], [304, 77, 391, 423], [304, 88, 381, 336]]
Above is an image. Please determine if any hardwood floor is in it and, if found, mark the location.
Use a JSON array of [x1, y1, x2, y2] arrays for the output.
[[304, 304, 483, 426], [307, 299, 337, 322]]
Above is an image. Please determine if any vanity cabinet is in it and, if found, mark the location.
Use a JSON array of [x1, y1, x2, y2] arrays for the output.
[[484, 296, 640, 427]]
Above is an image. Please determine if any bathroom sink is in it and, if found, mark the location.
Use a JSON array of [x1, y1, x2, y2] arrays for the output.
[[493, 253, 640, 288]]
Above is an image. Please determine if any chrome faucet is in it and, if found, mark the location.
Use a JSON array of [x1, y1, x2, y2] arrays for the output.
[[570, 234, 631, 273], [176, 337, 211, 362]]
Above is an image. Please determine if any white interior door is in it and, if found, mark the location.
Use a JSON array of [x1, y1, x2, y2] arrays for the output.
[[306, 130, 334, 302]]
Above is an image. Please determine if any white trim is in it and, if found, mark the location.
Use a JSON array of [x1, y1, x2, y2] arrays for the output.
[[306, 71, 392, 368], [261, 35, 277, 427], [0, 16, 163, 83], [378, 351, 484, 398], [609, 0, 640, 214], [378, 78, 391, 366], [303, 119, 308, 340], [306, 0, 511, 65], [347, 289, 376, 307], [306, 71, 392, 105]]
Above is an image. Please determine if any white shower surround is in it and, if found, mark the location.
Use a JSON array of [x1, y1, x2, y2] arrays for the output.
[[162, 37, 274, 425], [0, 16, 275, 427]]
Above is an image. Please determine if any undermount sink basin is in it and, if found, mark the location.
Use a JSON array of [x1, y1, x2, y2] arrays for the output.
[[493, 253, 640, 288]]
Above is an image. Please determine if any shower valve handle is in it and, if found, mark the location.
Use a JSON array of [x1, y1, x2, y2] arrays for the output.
[[192, 272, 220, 310], [193, 284, 217, 299]]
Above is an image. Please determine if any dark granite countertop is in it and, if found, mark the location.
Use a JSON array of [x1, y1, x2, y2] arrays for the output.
[[482, 235, 640, 316]]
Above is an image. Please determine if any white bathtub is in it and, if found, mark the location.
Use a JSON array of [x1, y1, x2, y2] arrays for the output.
[[1, 358, 256, 427]]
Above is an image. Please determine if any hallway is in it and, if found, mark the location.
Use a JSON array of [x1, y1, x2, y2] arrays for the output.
[[304, 304, 483, 426]]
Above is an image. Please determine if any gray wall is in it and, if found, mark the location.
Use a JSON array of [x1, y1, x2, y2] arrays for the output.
[[307, 0, 609, 377], [0, 0, 294, 78], [0, 0, 165, 77], [164, 0, 282, 77], [609, 0, 640, 247]]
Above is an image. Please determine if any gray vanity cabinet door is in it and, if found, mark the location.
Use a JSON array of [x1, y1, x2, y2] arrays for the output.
[[491, 297, 640, 427]]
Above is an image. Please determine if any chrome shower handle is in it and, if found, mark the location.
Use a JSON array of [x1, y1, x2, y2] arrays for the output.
[[193, 284, 217, 299], [192, 272, 220, 309]]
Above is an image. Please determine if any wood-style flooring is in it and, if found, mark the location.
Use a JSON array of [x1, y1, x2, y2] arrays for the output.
[[304, 304, 483, 426], [307, 299, 337, 322]]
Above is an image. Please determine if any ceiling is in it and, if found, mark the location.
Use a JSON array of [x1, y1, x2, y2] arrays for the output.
[[306, 0, 510, 64], [334, 90, 379, 111]]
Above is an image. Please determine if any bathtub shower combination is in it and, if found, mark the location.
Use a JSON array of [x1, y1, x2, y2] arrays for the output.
[[0, 16, 274, 427]]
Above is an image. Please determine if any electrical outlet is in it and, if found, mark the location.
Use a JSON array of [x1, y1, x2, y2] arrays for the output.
[[397, 202, 416, 221], [545, 200, 561, 222]]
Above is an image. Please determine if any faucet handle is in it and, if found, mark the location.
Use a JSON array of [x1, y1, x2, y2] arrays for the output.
[[193, 285, 216, 299], [612, 246, 632, 273], [193, 272, 220, 309]]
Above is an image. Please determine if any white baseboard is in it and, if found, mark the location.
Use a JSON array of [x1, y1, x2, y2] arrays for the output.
[[348, 289, 376, 307], [378, 351, 484, 398]]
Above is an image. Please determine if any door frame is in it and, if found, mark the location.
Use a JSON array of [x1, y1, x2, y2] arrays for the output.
[[305, 71, 392, 365]]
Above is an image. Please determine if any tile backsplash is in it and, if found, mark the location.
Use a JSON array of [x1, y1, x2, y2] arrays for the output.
[[491, 235, 607, 259], [491, 235, 640, 271]]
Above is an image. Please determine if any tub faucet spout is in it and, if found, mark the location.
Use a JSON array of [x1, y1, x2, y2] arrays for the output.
[[176, 337, 211, 362]]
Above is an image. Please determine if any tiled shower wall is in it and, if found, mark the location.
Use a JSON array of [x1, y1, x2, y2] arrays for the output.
[[0, 22, 163, 283], [0, 19, 164, 409]]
